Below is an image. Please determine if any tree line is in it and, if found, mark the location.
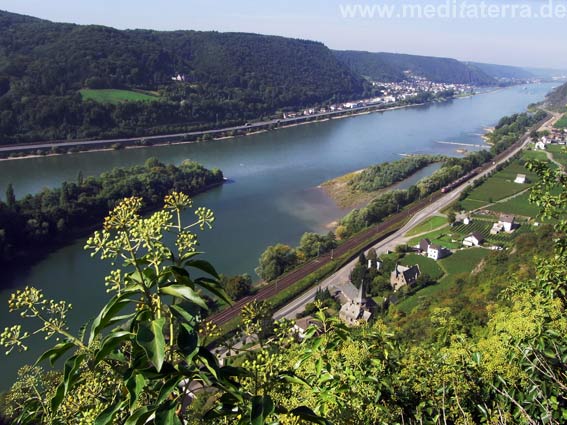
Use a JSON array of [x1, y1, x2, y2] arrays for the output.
[[0, 158, 223, 268]]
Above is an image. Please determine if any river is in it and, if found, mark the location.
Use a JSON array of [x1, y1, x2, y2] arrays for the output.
[[0, 82, 558, 389]]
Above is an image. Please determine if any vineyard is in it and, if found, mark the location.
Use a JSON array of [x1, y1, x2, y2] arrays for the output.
[[453, 219, 531, 246]]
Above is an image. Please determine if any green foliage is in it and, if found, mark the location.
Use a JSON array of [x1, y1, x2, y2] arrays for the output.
[[298, 232, 337, 259], [2, 152, 567, 424], [0, 158, 223, 265], [256, 244, 299, 282], [221, 274, 253, 301], [349, 155, 442, 193]]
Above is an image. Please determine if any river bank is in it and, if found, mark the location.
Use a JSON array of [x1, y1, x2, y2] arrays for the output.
[[0, 97, 458, 161]]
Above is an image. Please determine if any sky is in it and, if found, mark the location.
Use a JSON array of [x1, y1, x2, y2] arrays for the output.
[[1, 0, 566, 69]]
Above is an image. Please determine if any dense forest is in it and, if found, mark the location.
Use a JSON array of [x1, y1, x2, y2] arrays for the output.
[[0, 158, 223, 268], [334, 50, 497, 84], [0, 10, 366, 144]]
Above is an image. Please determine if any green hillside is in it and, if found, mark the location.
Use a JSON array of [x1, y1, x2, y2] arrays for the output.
[[0, 10, 365, 144]]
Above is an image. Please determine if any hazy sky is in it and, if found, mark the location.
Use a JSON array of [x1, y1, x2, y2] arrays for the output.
[[1, 0, 566, 69]]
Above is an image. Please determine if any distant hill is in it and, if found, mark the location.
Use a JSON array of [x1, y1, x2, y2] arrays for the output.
[[544, 82, 567, 111], [334, 50, 496, 85], [525, 67, 567, 79], [0, 10, 365, 144], [466, 62, 534, 80]]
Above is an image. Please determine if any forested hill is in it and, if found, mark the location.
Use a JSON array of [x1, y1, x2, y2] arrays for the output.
[[0, 10, 365, 144], [334, 50, 497, 85]]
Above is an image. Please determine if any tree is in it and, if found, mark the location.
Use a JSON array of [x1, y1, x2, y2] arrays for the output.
[[256, 244, 298, 281], [222, 274, 252, 301], [6, 183, 15, 209]]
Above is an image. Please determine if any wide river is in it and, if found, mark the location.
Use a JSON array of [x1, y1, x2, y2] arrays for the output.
[[0, 82, 558, 388]]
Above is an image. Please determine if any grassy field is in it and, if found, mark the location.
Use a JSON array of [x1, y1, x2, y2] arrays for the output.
[[408, 226, 461, 250], [488, 192, 540, 218], [547, 144, 567, 167], [439, 248, 491, 275], [522, 149, 549, 161], [464, 161, 536, 205], [79, 89, 159, 104], [405, 216, 448, 237], [554, 114, 567, 129], [399, 254, 444, 280]]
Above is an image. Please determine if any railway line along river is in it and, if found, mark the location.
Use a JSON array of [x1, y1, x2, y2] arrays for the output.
[[0, 82, 558, 388]]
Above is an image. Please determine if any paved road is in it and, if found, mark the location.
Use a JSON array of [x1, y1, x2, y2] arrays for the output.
[[274, 114, 555, 320]]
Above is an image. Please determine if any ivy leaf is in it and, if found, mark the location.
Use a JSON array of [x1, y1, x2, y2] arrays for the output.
[[178, 323, 199, 360], [89, 292, 135, 344], [159, 285, 208, 310], [94, 400, 127, 425], [156, 376, 183, 406], [125, 373, 146, 413], [136, 317, 166, 372], [51, 353, 86, 413], [94, 330, 133, 366], [289, 406, 331, 425], [124, 406, 154, 425], [36, 341, 75, 367], [250, 395, 275, 425], [185, 259, 220, 279], [155, 400, 182, 425]]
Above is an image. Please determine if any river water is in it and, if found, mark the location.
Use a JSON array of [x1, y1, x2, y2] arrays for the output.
[[0, 82, 557, 388]]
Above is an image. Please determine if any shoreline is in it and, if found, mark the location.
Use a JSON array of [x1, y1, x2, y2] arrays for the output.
[[0, 99, 464, 162]]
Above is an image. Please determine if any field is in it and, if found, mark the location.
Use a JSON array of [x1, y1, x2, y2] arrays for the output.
[[488, 192, 540, 218], [547, 145, 567, 167], [79, 89, 159, 104], [405, 216, 448, 237], [399, 254, 444, 280], [439, 248, 491, 275], [554, 114, 567, 129], [463, 161, 536, 205], [522, 149, 549, 161], [407, 226, 462, 249]]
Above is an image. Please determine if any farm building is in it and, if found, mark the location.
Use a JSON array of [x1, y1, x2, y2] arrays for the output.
[[390, 264, 421, 291], [463, 232, 485, 247]]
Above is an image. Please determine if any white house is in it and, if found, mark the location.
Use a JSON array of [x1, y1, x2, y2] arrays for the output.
[[535, 141, 546, 150], [514, 174, 527, 184], [427, 244, 449, 260], [463, 232, 485, 247], [463, 216, 472, 225], [499, 215, 516, 233]]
